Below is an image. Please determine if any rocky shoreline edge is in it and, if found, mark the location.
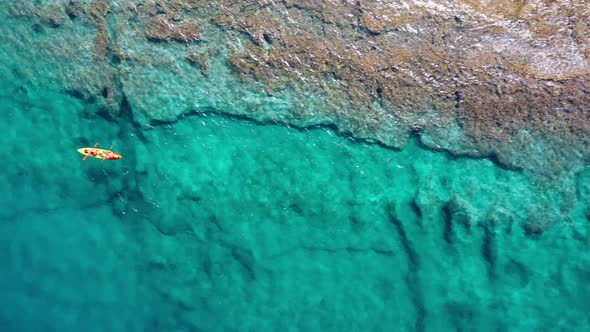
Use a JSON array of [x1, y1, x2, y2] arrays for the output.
[[7, 0, 590, 178]]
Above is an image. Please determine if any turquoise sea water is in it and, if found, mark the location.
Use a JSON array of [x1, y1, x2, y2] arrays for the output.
[[2, 5, 590, 332]]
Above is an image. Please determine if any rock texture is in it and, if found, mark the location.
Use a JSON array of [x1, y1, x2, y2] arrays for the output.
[[7, 0, 590, 176]]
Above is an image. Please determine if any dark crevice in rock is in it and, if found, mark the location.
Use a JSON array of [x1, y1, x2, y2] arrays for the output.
[[386, 204, 419, 268], [66, 88, 96, 103], [100, 92, 150, 220], [454, 91, 462, 108], [454, 15, 463, 29], [371, 248, 395, 256], [441, 202, 454, 245], [414, 131, 524, 173], [385, 204, 425, 332], [480, 223, 496, 279], [195, 238, 275, 279], [231, 247, 256, 281], [451, 201, 472, 232], [375, 86, 383, 109], [109, 51, 121, 65], [356, 24, 381, 36], [149, 107, 527, 178], [486, 153, 521, 172], [96, 106, 117, 122], [148, 108, 404, 152], [301, 245, 396, 257], [119, 94, 148, 144], [31, 23, 44, 34], [262, 32, 273, 45], [208, 214, 224, 234], [410, 199, 423, 228], [264, 243, 396, 263], [66, 0, 82, 20], [101, 86, 109, 98]]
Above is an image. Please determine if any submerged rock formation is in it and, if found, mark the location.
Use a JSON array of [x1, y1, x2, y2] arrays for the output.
[[5, 0, 590, 176], [3, 3, 590, 330]]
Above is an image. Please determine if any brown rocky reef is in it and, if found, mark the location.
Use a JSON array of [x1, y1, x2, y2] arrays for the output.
[[219, 0, 590, 174], [11, 0, 590, 175]]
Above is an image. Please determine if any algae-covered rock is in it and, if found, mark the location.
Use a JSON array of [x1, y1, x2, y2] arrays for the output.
[[145, 18, 200, 43], [5, 0, 590, 176]]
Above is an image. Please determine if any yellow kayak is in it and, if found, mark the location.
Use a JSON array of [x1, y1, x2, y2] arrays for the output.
[[77, 143, 122, 161]]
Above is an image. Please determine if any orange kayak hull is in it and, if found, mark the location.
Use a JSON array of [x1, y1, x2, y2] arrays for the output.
[[77, 148, 122, 160]]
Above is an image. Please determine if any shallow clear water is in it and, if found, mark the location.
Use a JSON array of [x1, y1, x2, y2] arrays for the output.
[[1, 3, 590, 332]]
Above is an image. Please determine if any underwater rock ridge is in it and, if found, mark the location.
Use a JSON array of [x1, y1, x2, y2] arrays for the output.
[[7, 0, 590, 176]]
